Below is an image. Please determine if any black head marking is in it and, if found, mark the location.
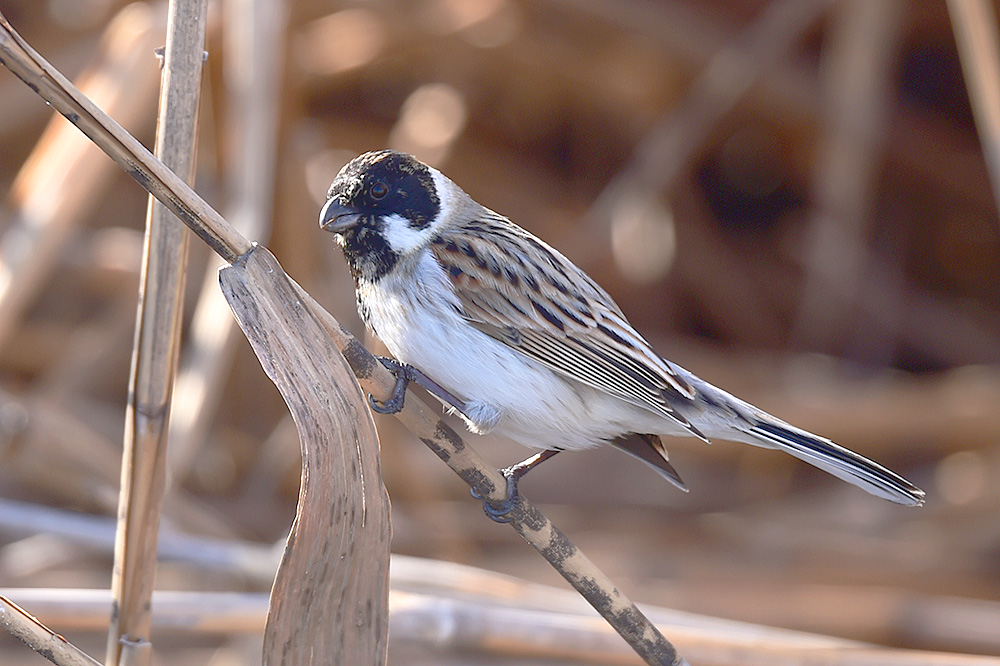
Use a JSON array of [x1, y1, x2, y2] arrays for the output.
[[339, 221, 399, 282], [324, 150, 442, 281], [327, 150, 440, 230]]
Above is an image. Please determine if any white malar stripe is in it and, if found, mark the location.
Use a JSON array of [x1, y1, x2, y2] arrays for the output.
[[382, 212, 430, 255]]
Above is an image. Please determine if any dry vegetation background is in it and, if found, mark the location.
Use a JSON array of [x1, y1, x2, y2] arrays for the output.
[[1, 0, 999, 664]]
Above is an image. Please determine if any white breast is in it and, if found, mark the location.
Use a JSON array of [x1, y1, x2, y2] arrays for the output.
[[357, 252, 679, 451]]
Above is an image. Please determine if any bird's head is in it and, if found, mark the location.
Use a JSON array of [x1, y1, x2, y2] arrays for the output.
[[321, 150, 458, 282]]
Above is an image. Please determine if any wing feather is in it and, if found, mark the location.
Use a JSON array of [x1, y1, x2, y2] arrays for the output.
[[429, 214, 702, 436]]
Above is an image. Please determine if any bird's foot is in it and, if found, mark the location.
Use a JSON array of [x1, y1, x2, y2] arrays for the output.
[[471, 466, 522, 523], [368, 357, 415, 414], [470, 450, 560, 523]]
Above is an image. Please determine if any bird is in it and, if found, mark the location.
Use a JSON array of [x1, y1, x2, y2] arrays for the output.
[[319, 149, 924, 518]]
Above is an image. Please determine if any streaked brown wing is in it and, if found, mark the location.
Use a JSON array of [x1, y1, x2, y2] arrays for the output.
[[429, 215, 702, 436]]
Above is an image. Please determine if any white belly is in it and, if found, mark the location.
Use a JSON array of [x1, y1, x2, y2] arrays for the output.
[[359, 258, 677, 451]]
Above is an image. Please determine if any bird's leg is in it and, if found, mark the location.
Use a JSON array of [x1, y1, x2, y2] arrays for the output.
[[474, 449, 562, 523], [406, 364, 468, 413], [368, 356, 468, 415], [369, 357, 560, 522]]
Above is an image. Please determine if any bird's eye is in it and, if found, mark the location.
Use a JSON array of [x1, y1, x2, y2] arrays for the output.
[[370, 182, 388, 200]]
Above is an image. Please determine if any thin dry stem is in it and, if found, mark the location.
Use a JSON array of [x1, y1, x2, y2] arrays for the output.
[[166, 0, 285, 480], [0, 595, 102, 666], [948, 0, 1000, 215], [107, 1, 208, 664]]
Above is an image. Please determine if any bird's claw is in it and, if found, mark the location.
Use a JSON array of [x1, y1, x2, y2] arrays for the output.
[[368, 357, 414, 414], [471, 467, 521, 523]]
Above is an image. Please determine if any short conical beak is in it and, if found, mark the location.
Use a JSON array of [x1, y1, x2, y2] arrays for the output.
[[320, 198, 362, 233]]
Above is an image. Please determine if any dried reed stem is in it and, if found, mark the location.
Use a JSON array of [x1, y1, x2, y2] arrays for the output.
[[166, 0, 285, 478], [0, 595, 102, 666], [948, 0, 1000, 215], [221, 246, 391, 665], [106, 2, 207, 664]]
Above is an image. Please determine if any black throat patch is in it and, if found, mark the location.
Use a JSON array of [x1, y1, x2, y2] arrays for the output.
[[338, 216, 400, 283]]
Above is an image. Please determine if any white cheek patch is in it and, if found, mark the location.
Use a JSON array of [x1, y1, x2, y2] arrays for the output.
[[380, 166, 458, 255], [382, 212, 429, 255]]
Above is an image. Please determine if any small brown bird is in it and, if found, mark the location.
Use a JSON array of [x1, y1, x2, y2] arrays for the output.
[[320, 150, 924, 517]]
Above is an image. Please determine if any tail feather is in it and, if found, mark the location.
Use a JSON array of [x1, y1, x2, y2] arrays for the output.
[[748, 420, 924, 506], [611, 433, 689, 492]]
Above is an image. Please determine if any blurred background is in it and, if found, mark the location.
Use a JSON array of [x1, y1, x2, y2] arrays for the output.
[[0, 0, 998, 663]]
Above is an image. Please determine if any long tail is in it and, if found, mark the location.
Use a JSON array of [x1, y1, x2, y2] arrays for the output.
[[746, 417, 924, 506], [669, 365, 926, 506]]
